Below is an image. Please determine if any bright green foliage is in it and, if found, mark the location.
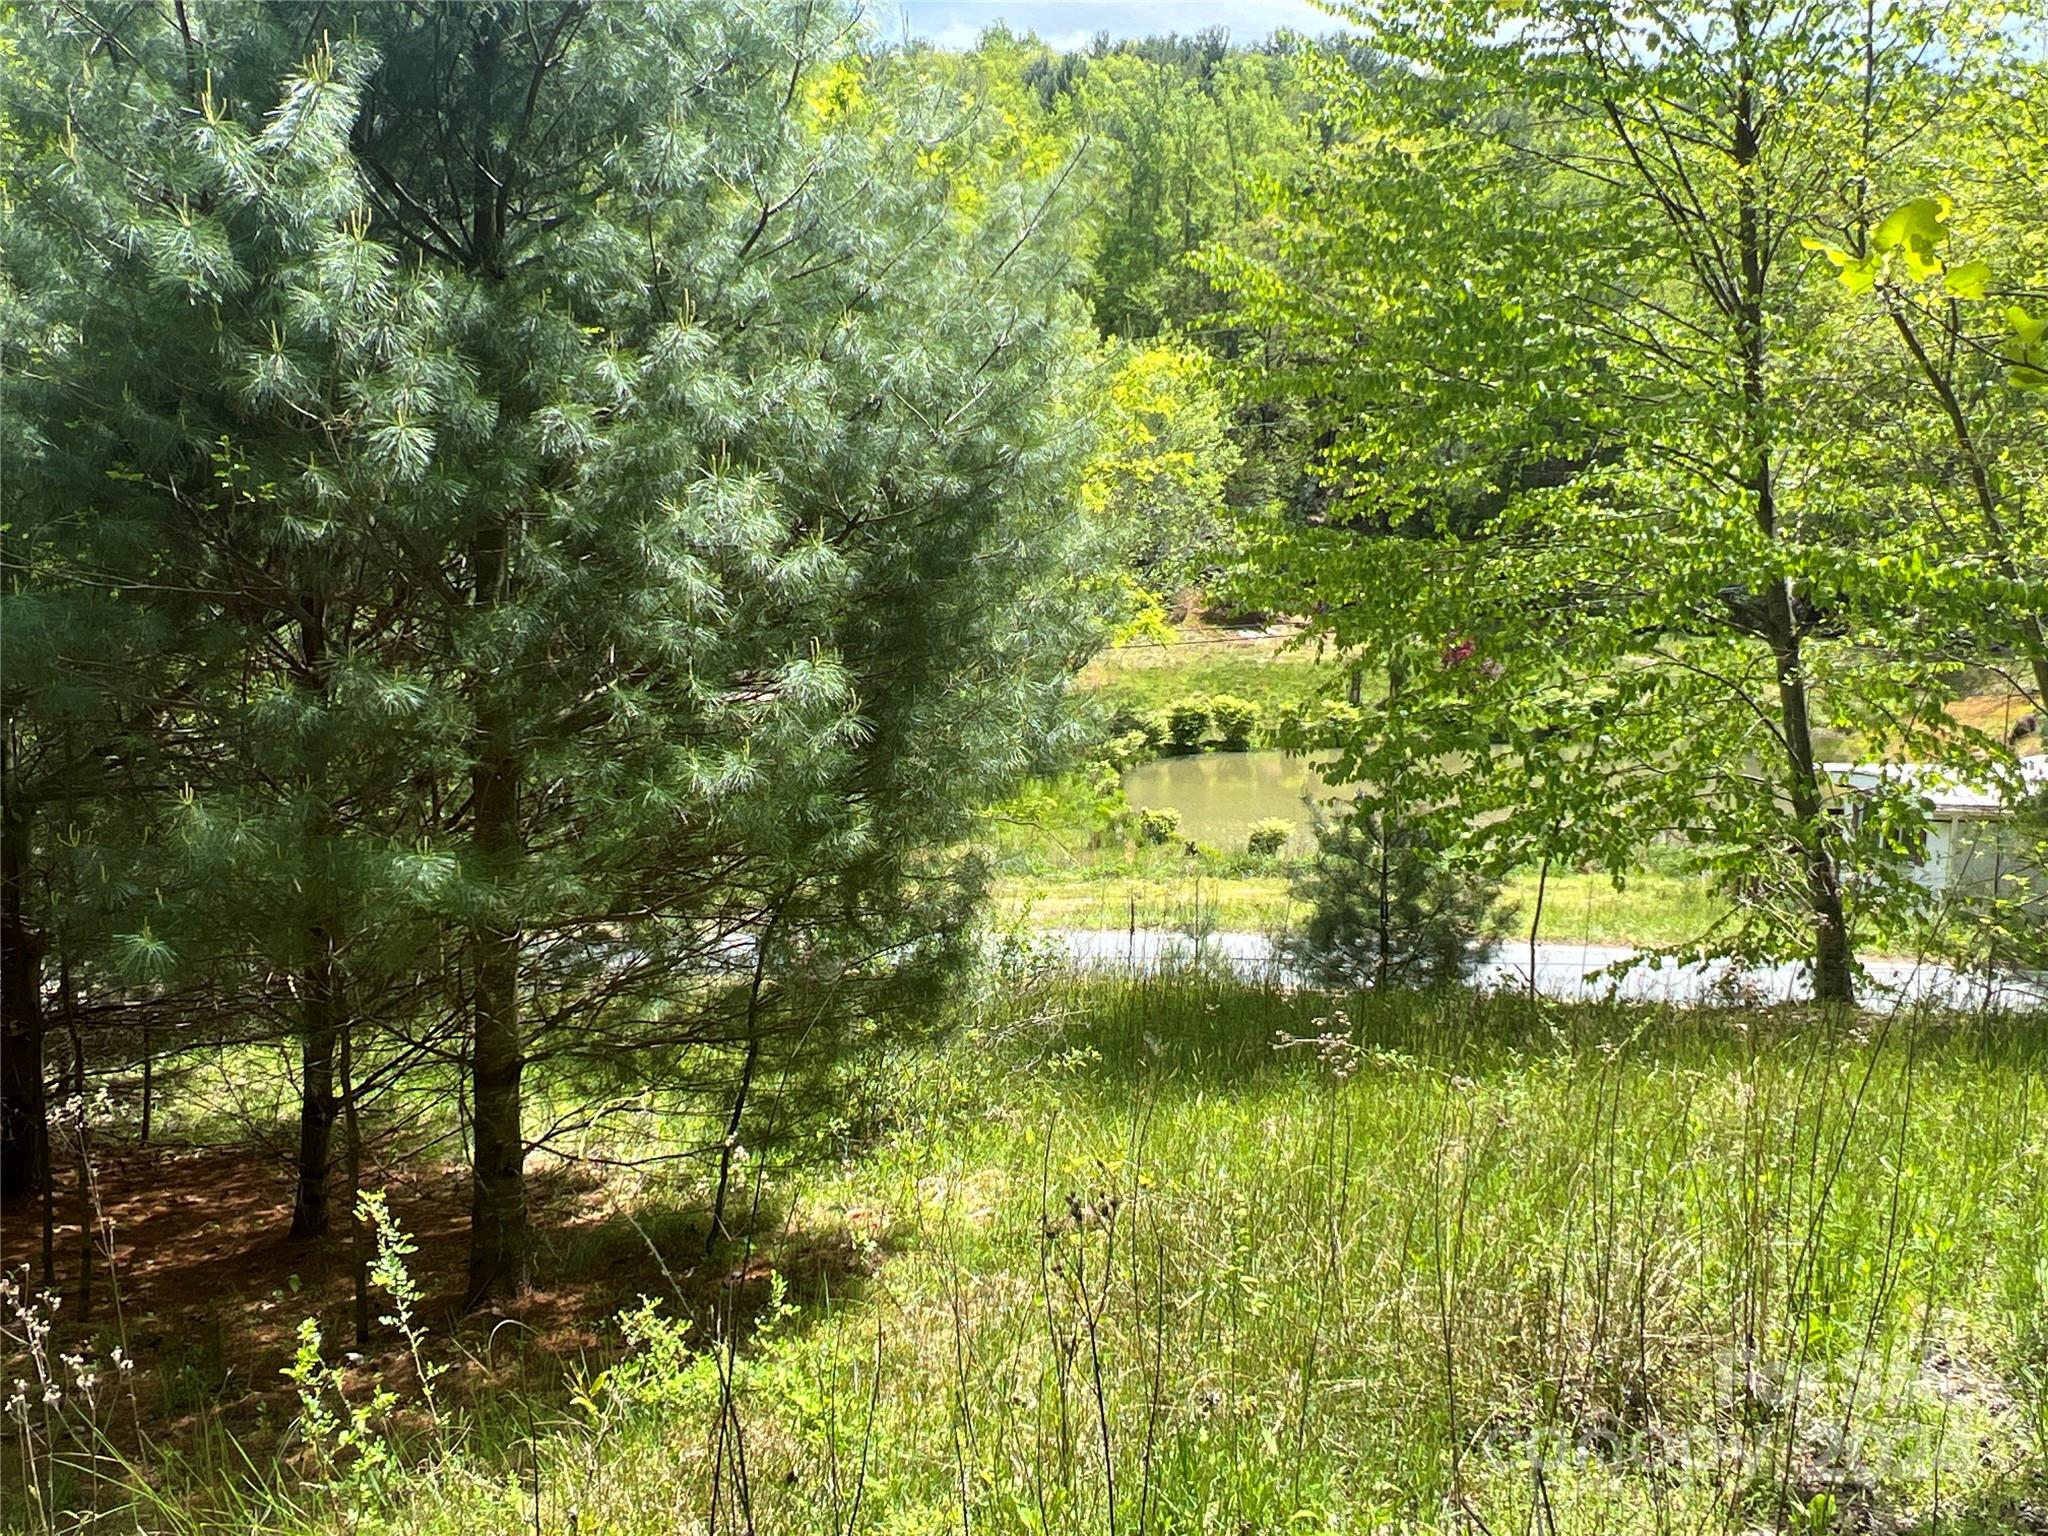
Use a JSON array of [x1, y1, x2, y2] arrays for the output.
[[1245, 817, 1293, 858], [1102, 704, 1172, 757], [1072, 43, 1320, 339], [1081, 340, 1242, 603], [1212, 2, 2048, 998], [1789, 38, 2048, 886], [1136, 806, 1183, 845], [1165, 698, 1212, 752], [1818, 185, 2048, 708], [1206, 693, 1259, 750]]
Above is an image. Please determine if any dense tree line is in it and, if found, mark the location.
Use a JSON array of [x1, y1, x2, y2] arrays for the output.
[[920, 5, 2048, 1002]]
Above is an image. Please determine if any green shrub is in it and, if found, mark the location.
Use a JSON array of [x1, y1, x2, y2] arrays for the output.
[[1100, 729, 1153, 771], [1105, 706, 1169, 756], [1246, 817, 1294, 859], [1314, 699, 1363, 739], [1137, 806, 1184, 845], [1209, 693, 1259, 750], [1282, 800, 1512, 989], [1165, 699, 1211, 752]]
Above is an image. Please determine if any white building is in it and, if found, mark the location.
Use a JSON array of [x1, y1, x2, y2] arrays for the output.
[[1824, 757, 2048, 895]]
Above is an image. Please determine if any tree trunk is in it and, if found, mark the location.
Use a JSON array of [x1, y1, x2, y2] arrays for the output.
[[466, 517, 527, 1306], [341, 1021, 369, 1346], [288, 927, 342, 1238], [706, 902, 784, 1257], [65, 979, 91, 1324], [1732, 14, 1854, 1006], [466, 743, 526, 1303], [1764, 614, 1855, 1005], [138, 1022, 152, 1148], [289, 603, 345, 1238], [1, 732, 50, 1202]]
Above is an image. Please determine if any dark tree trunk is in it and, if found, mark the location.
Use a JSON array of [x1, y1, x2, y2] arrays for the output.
[[342, 1021, 369, 1345], [138, 1023, 152, 1148], [466, 517, 527, 1306], [706, 902, 784, 1256], [1763, 613, 1855, 1005], [1, 733, 50, 1201], [288, 928, 342, 1238], [466, 739, 526, 1303], [289, 604, 345, 1238], [65, 979, 91, 1323]]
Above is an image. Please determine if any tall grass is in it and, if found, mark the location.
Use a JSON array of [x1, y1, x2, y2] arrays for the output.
[[25, 970, 2048, 1534]]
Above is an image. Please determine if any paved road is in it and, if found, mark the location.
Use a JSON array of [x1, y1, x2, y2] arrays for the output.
[[1043, 928, 2048, 1012]]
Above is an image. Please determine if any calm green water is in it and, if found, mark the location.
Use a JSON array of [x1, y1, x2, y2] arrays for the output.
[[1121, 750, 1348, 853]]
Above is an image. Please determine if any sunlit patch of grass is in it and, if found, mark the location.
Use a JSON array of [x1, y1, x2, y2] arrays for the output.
[[994, 867, 1731, 950], [1504, 868, 1732, 949], [1076, 632, 1337, 723], [993, 872, 1299, 932]]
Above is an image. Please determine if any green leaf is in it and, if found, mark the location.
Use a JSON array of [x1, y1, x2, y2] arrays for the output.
[[1872, 195, 1952, 280], [1800, 237, 1878, 294], [2006, 307, 2048, 389], [1940, 261, 1992, 301]]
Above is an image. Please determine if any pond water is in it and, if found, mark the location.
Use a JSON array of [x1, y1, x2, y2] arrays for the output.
[[1121, 750, 1349, 853]]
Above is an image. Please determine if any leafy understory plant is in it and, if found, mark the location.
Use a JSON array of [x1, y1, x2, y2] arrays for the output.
[[284, 1316, 396, 1484], [282, 1195, 441, 1485], [1137, 806, 1184, 846], [1166, 699, 1212, 752], [599, 1299, 718, 1417], [1208, 694, 1260, 750], [359, 1193, 447, 1429]]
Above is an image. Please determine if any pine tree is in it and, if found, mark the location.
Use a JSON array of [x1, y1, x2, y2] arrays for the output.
[[3, 0, 1109, 1302], [1283, 801, 1512, 991]]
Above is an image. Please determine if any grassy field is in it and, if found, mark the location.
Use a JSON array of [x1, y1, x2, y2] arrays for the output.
[[1079, 627, 1337, 726], [26, 970, 2048, 1535], [995, 866, 1730, 949]]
